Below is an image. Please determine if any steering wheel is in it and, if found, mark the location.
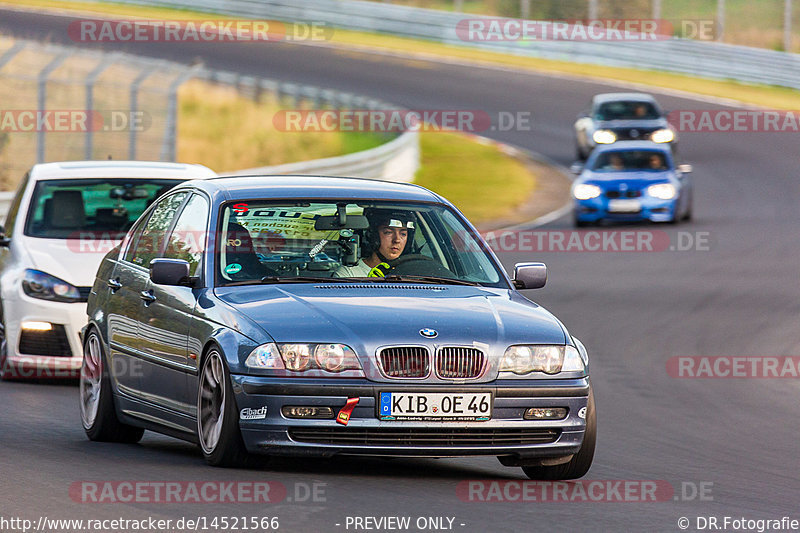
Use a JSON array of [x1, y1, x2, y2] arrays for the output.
[[388, 254, 453, 277]]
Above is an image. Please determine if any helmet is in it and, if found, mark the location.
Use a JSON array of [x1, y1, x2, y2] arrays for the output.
[[362, 208, 416, 259]]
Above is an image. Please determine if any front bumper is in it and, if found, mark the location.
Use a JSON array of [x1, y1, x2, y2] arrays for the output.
[[3, 294, 86, 378], [231, 375, 590, 460], [574, 196, 677, 223]]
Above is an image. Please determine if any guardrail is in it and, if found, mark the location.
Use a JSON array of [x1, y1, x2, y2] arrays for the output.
[[99, 0, 800, 90], [0, 37, 420, 218]]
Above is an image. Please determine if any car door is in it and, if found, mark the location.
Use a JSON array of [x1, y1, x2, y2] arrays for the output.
[[105, 191, 188, 400], [136, 193, 209, 420]]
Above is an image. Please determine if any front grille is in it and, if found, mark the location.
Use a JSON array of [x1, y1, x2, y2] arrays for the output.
[[18, 325, 73, 357], [614, 128, 657, 141], [436, 347, 485, 379], [606, 190, 641, 199], [289, 427, 561, 446], [77, 286, 92, 302], [378, 346, 430, 378]]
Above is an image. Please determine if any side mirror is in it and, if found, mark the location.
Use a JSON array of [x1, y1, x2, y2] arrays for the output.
[[0, 225, 9, 247], [570, 162, 584, 175], [150, 258, 191, 286], [678, 164, 693, 174], [513, 262, 547, 290]]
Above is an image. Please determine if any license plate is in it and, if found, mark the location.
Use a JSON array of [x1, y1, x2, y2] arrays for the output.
[[608, 199, 642, 213], [379, 392, 492, 421]]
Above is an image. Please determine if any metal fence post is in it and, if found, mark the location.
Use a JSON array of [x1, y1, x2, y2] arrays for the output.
[[161, 65, 203, 162], [785, 0, 793, 52], [653, 0, 662, 21], [454, 0, 463, 12], [520, 0, 530, 19], [717, 0, 725, 41], [36, 51, 69, 164], [85, 54, 118, 160], [130, 65, 155, 160], [588, 0, 598, 20], [0, 41, 26, 70]]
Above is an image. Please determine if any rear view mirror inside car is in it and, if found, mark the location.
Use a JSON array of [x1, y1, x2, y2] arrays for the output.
[[314, 214, 369, 230]]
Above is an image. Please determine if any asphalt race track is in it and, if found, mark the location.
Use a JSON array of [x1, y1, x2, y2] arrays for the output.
[[1, 8, 799, 533]]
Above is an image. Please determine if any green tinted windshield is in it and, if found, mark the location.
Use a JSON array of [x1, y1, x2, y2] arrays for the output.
[[24, 179, 182, 238]]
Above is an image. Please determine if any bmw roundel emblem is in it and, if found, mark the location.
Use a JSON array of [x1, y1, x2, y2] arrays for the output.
[[630, 129, 640, 138], [419, 328, 438, 338]]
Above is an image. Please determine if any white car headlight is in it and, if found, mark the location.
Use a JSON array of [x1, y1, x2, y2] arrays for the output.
[[245, 343, 285, 369], [592, 129, 617, 144], [650, 128, 675, 143], [22, 269, 81, 303], [647, 183, 677, 200], [500, 345, 584, 375], [573, 184, 602, 200], [314, 344, 361, 372], [247, 342, 362, 374]]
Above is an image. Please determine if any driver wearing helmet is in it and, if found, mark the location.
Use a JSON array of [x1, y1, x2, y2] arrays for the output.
[[333, 209, 415, 277]]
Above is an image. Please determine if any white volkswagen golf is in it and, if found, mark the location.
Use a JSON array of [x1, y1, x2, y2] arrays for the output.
[[0, 161, 216, 380]]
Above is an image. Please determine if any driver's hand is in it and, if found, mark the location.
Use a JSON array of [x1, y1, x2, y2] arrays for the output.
[[368, 262, 391, 277]]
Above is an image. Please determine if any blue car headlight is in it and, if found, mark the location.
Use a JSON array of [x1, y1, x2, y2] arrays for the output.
[[500, 345, 584, 376], [647, 183, 677, 200], [22, 269, 81, 303], [572, 184, 602, 200], [245, 342, 363, 375]]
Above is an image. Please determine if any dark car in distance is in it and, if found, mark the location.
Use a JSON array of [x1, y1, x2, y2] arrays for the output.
[[574, 92, 677, 160], [80, 175, 595, 480]]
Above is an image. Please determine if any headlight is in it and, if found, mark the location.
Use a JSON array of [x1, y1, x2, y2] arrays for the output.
[[314, 344, 360, 372], [22, 269, 81, 303], [592, 129, 617, 144], [245, 342, 362, 374], [572, 184, 602, 200], [647, 183, 677, 200], [500, 345, 584, 375], [650, 128, 675, 143], [245, 343, 284, 370]]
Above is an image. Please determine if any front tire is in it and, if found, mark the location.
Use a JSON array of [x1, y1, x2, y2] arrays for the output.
[[522, 389, 596, 480], [197, 349, 253, 467], [80, 329, 144, 443]]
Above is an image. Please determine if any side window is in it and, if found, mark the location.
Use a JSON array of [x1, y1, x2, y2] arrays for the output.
[[3, 172, 30, 234], [127, 192, 187, 268], [122, 211, 153, 263], [163, 194, 209, 277]]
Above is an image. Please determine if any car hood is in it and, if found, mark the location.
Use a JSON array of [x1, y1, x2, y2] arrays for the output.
[[22, 236, 118, 287], [596, 118, 667, 129], [581, 170, 674, 187], [215, 284, 567, 381]]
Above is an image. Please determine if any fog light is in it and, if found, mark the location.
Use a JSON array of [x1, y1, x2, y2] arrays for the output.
[[21, 321, 53, 331], [524, 407, 568, 420], [281, 406, 335, 419]]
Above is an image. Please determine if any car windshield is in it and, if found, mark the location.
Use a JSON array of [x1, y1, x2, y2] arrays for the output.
[[216, 201, 504, 287], [591, 150, 671, 172], [24, 178, 182, 239], [595, 101, 660, 121]]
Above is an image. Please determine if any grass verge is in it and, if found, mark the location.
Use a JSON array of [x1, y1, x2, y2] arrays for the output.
[[414, 131, 535, 224], [177, 80, 386, 172]]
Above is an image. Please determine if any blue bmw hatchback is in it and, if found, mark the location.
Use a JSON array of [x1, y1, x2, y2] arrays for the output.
[[572, 141, 693, 226], [80, 175, 595, 479]]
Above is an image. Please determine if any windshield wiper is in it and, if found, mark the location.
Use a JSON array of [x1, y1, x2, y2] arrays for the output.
[[381, 275, 480, 286], [260, 276, 356, 284]]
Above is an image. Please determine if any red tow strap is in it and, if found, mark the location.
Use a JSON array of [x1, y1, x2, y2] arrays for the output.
[[336, 397, 360, 425]]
